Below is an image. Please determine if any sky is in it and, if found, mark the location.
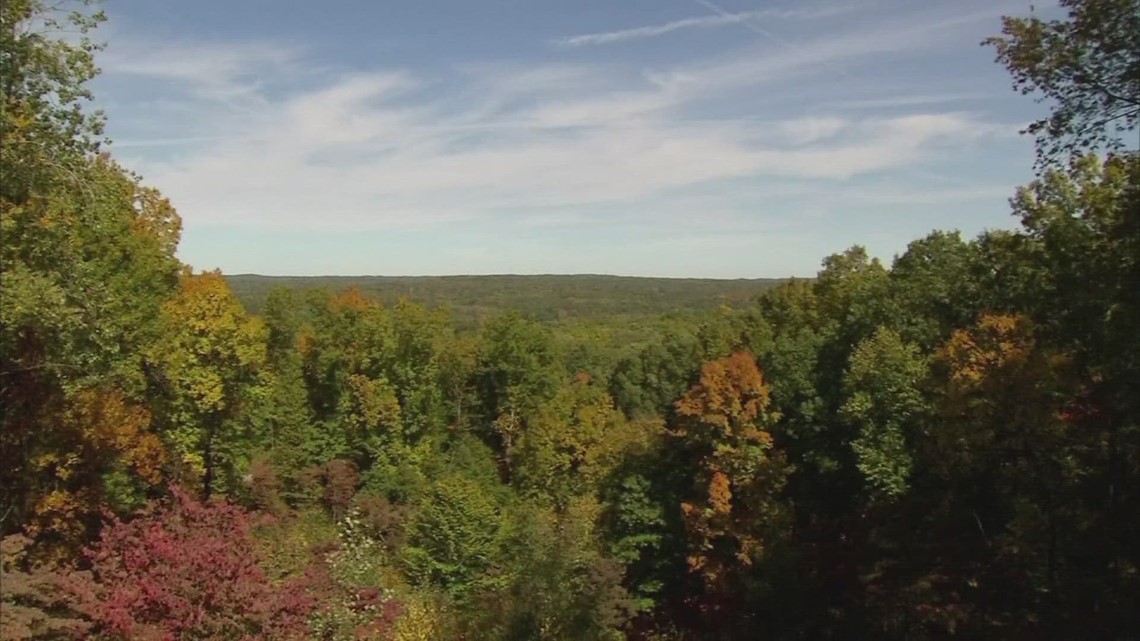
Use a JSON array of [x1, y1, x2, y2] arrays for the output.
[[90, 0, 1061, 278]]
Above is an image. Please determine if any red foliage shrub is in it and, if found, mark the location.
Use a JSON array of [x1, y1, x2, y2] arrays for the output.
[[75, 486, 319, 640]]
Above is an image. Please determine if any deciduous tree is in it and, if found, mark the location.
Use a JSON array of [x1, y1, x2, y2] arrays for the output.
[[672, 353, 789, 601], [986, 0, 1140, 164], [148, 271, 268, 498]]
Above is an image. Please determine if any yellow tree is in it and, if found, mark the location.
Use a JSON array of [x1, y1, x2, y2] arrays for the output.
[[514, 373, 648, 507], [20, 388, 166, 559], [149, 271, 268, 498], [339, 372, 403, 461]]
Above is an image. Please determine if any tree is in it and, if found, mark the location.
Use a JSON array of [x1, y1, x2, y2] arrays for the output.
[[513, 374, 644, 507], [387, 299, 450, 441], [839, 328, 928, 500], [1005, 154, 1140, 633], [148, 271, 268, 498], [887, 231, 983, 350], [594, 409, 682, 618], [986, 0, 1140, 164], [437, 333, 479, 430], [752, 279, 830, 471], [672, 353, 790, 611], [814, 246, 890, 331], [608, 328, 701, 420], [261, 286, 305, 359], [254, 357, 318, 499], [402, 475, 503, 602], [467, 498, 636, 641], [475, 313, 562, 476], [0, 0, 106, 201], [0, 1, 182, 548], [1, 157, 181, 546], [20, 388, 166, 556], [299, 287, 386, 417], [811, 246, 894, 442], [338, 373, 403, 463], [909, 313, 1083, 637]]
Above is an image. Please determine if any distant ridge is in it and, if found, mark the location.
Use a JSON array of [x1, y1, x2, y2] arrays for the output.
[[226, 273, 789, 327]]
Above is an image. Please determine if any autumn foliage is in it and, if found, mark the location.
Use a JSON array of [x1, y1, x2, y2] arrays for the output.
[[3, 2, 1140, 640], [73, 487, 318, 640], [674, 353, 788, 595]]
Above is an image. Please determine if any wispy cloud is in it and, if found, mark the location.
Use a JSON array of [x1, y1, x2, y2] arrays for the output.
[[819, 92, 997, 111], [552, 4, 853, 47], [111, 68, 1001, 232], [649, 3, 1018, 95], [97, 0, 1029, 243], [99, 39, 299, 103]]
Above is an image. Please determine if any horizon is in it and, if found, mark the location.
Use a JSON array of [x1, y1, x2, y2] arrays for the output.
[[226, 272, 796, 280], [94, 0, 1059, 278]]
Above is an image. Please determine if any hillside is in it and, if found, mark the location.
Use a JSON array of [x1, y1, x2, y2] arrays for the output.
[[226, 273, 790, 323]]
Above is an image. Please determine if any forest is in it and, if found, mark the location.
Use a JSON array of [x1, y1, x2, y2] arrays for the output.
[[225, 274, 784, 327], [1, 0, 1138, 639]]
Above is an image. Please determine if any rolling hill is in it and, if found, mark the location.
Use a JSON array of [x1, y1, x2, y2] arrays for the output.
[[226, 274, 790, 326]]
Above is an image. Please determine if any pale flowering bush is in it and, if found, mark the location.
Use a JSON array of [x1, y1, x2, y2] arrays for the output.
[[309, 508, 404, 640], [329, 508, 387, 587]]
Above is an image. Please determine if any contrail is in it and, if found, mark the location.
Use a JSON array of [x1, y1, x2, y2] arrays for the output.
[[695, 0, 859, 82], [555, 11, 770, 47]]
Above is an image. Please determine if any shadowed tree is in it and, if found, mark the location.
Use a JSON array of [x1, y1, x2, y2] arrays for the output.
[[986, 0, 1140, 165]]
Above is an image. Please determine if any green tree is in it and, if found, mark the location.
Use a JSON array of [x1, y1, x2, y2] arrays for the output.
[[256, 359, 319, 497], [887, 231, 982, 350], [437, 333, 479, 429], [599, 443, 685, 616], [1007, 154, 1140, 631], [513, 374, 645, 507], [261, 286, 305, 359], [469, 498, 635, 641], [986, 0, 1140, 164], [752, 279, 830, 470], [839, 328, 928, 500], [608, 328, 701, 420], [1, 160, 181, 546], [403, 475, 503, 601], [338, 373, 403, 462], [475, 312, 561, 474], [388, 299, 450, 440], [0, 0, 183, 554], [0, 0, 106, 201], [300, 287, 392, 421]]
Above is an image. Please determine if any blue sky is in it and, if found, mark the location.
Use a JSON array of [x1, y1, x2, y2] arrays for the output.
[[91, 0, 1058, 277]]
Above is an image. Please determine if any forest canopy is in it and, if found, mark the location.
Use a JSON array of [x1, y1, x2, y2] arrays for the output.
[[1, 0, 1138, 640]]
